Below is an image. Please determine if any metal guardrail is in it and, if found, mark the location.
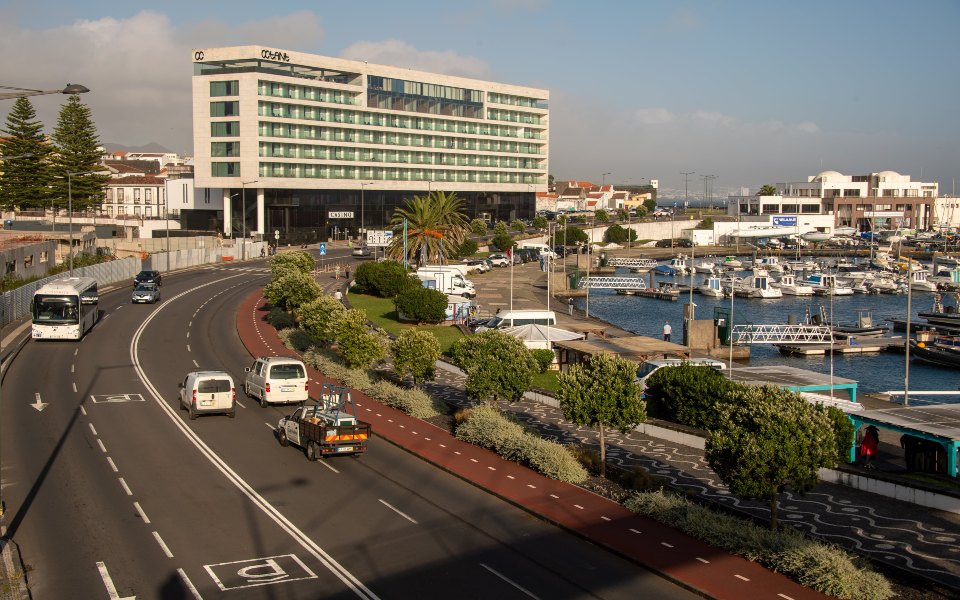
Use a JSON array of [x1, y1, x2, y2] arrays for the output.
[[578, 276, 648, 290], [606, 257, 658, 268], [731, 324, 833, 344]]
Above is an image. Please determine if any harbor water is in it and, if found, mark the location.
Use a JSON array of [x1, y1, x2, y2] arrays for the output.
[[573, 268, 960, 401]]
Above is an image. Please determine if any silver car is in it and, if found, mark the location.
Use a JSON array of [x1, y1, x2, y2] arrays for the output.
[[132, 283, 161, 304]]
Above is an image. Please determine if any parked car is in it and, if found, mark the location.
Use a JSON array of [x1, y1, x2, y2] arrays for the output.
[[131, 283, 161, 304], [487, 254, 510, 267], [133, 269, 162, 287], [461, 258, 491, 273], [673, 238, 694, 248], [655, 239, 673, 248]]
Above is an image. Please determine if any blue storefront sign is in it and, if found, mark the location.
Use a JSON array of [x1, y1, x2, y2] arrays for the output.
[[772, 216, 798, 227]]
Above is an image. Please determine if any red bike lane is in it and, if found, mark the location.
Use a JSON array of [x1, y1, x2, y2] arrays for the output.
[[236, 289, 829, 600]]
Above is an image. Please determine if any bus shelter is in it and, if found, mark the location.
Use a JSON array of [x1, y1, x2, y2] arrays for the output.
[[848, 404, 960, 478]]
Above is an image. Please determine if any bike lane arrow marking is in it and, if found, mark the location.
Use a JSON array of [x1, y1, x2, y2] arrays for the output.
[[31, 393, 48, 412]]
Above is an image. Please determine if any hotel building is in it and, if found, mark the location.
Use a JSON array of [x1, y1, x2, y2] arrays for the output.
[[191, 46, 549, 244], [728, 170, 939, 231]]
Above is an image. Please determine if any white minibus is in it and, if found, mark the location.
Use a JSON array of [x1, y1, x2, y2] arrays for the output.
[[31, 277, 99, 340]]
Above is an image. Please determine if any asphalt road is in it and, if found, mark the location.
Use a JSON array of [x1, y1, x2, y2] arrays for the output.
[[2, 255, 698, 599]]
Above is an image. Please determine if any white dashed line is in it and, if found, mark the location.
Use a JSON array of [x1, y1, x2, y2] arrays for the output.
[[188, 321, 192, 327], [134, 501, 151, 523], [777, 594, 795, 600], [119, 478, 132, 496], [424, 437, 431, 441], [106, 457, 118, 472], [379, 499, 418, 524], [72, 382, 77, 393], [507, 475, 515, 480], [97, 439, 107, 453], [177, 568, 201, 599], [186, 344, 191, 352], [439, 444, 447, 448], [71, 364, 75, 373], [80, 405, 87, 416], [660, 542, 674, 548], [74, 349, 79, 356], [236, 401, 245, 409], [469, 458, 478, 463], [600, 516, 611, 522], [695, 557, 710, 564], [192, 360, 199, 367], [152, 531, 174, 558], [486, 466, 496, 471], [479, 563, 540, 599], [573, 505, 584, 510], [549, 494, 559, 499], [526, 484, 536, 489], [734, 574, 750, 581], [186, 331, 190, 339], [264, 422, 275, 430], [89, 423, 97, 436]]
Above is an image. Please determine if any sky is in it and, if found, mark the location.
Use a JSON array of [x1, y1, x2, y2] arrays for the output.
[[2, 0, 958, 199]]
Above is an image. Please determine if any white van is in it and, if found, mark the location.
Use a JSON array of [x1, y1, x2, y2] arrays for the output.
[[244, 356, 310, 407], [475, 309, 557, 331], [634, 358, 726, 389], [416, 270, 476, 298], [179, 370, 236, 419], [517, 242, 557, 258]]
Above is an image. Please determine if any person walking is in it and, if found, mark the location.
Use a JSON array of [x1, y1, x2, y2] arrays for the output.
[[567, 297, 574, 316], [860, 425, 879, 468], [334, 265, 341, 280], [662, 320, 672, 342]]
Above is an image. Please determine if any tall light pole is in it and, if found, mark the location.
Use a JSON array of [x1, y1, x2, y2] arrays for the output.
[[602, 172, 611, 187], [360, 181, 374, 241], [0, 83, 89, 101], [240, 179, 258, 261]]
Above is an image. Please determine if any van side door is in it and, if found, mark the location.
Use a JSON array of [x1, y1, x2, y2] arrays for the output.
[[251, 360, 265, 397]]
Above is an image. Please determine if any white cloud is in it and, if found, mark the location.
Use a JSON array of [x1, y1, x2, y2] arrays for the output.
[[634, 108, 677, 125], [339, 40, 492, 80]]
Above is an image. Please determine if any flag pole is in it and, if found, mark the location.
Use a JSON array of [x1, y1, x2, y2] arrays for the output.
[[509, 245, 514, 312]]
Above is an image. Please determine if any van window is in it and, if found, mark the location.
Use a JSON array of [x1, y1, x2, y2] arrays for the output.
[[198, 379, 232, 393], [636, 363, 659, 379], [270, 364, 305, 379]]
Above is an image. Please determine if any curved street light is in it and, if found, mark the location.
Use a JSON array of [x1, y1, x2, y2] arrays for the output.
[[0, 83, 89, 101]]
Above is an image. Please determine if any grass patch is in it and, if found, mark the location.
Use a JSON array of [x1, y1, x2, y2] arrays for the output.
[[347, 291, 464, 353], [530, 370, 560, 391]]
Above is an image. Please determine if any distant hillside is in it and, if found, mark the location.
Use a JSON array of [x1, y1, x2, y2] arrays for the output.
[[102, 142, 174, 154]]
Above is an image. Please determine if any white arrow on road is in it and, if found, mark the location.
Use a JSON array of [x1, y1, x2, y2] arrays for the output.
[[30, 393, 48, 412], [97, 561, 136, 600]]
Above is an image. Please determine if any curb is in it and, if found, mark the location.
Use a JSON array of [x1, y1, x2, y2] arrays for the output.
[[0, 535, 29, 600]]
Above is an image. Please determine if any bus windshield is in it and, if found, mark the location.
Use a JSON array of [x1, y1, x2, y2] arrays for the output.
[[33, 295, 80, 324]]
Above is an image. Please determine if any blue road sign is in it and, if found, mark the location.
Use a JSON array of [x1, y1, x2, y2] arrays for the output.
[[318, 243, 327, 256], [673, 202, 678, 207]]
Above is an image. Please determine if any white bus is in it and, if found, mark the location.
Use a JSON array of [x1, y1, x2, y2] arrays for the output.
[[31, 277, 99, 340]]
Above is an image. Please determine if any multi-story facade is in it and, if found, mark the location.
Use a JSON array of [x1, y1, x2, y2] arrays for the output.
[[728, 170, 939, 231], [191, 46, 549, 243]]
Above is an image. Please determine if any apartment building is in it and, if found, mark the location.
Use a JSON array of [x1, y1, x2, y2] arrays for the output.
[[728, 170, 939, 231], [191, 46, 549, 243]]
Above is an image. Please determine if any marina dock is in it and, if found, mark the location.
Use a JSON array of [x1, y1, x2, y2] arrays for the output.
[[777, 337, 905, 356], [615, 287, 679, 301]]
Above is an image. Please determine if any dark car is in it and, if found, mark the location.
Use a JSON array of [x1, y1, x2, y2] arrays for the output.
[[655, 239, 673, 248], [674, 238, 693, 248], [134, 270, 162, 287]]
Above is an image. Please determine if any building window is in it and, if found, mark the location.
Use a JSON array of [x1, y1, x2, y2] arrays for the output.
[[211, 162, 240, 177], [210, 101, 240, 117], [145, 189, 152, 202], [117, 188, 124, 201], [40, 251, 48, 263], [843, 189, 860, 197], [896, 204, 908, 211], [212, 142, 240, 157], [211, 121, 240, 137], [134, 189, 141, 202], [145, 206, 152, 218], [105, 189, 113, 201], [210, 80, 239, 97], [23, 254, 33, 269]]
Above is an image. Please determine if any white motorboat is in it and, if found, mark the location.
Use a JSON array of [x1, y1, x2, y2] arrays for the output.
[[909, 269, 939, 292], [801, 231, 832, 243], [666, 255, 689, 276], [725, 268, 783, 299], [803, 273, 854, 296], [697, 275, 725, 297], [753, 256, 784, 273], [773, 273, 814, 296], [833, 226, 858, 236], [694, 260, 716, 274], [719, 255, 742, 269], [834, 260, 870, 284]]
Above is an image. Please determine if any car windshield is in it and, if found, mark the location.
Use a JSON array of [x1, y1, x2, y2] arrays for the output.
[[270, 364, 305, 379], [134, 284, 156, 292], [636, 363, 662, 379], [33, 295, 80, 324]]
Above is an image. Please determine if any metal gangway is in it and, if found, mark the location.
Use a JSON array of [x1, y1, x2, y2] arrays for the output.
[[578, 276, 648, 290], [606, 257, 658, 269], [730, 324, 833, 344]]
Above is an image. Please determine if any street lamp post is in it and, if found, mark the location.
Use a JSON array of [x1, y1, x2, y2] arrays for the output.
[[240, 179, 258, 261], [0, 83, 89, 101], [602, 172, 611, 188], [360, 181, 374, 242]]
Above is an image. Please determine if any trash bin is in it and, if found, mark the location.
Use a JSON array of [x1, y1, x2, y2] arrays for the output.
[[568, 272, 581, 289], [599, 252, 608, 267]]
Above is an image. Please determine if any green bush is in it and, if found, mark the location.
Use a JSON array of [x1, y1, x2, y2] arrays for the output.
[[351, 261, 416, 298], [594, 209, 609, 223], [470, 218, 488, 237], [531, 349, 555, 373], [454, 239, 478, 258], [366, 380, 445, 418], [455, 405, 587, 483], [277, 328, 317, 352], [604, 224, 637, 244], [394, 286, 448, 324], [491, 232, 514, 252], [826, 406, 856, 463], [645, 363, 739, 430], [269, 251, 315, 277], [624, 491, 892, 599], [266, 306, 297, 330], [510, 219, 526, 233], [532, 215, 548, 230]]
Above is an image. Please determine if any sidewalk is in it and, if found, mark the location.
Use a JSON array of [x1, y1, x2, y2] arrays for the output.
[[237, 287, 828, 599]]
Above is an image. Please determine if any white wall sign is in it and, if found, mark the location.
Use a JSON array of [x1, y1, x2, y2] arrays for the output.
[[329, 211, 354, 219], [366, 230, 394, 247]]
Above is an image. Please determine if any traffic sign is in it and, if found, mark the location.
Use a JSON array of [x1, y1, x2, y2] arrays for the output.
[[366, 230, 393, 247], [318, 243, 326, 256], [274, 230, 280, 240]]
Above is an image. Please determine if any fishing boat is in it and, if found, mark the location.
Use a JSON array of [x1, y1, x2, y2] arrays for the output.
[[831, 309, 889, 338], [910, 336, 960, 368], [909, 269, 938, 292], [772, 272, 814, 296], [697, 275, 725, 297], [802, 273, 854, 296], [652, 264, 678, 276], [753, 256, 784, 273], [917, 293, 960, 328], [666, 255, 689, 276]]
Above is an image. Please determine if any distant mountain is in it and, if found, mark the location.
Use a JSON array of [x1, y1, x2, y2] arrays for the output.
[[102, 142, 175, 154]]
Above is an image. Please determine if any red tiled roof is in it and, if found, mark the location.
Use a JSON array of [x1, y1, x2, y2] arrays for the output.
[[106, 175, 164, 186]]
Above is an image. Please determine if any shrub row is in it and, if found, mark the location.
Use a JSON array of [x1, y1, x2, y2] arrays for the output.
[[275, 329, 445, 419], [624, 491, 893, 600], [454, 405, 588, 484]]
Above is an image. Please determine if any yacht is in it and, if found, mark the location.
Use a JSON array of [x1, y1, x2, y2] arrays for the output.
[[666, 255, 689, 276], [753, 256, 784, 273], [697, 275, 725, 297], [772, 272, 814, 296], [834, 260, 870, 284], [725, 268, 783, 299], [909, 269, 938, 292], [803, 273, 854, 296]]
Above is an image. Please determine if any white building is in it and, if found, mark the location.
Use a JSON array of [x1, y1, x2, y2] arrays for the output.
[[191, 46, 549, 244]]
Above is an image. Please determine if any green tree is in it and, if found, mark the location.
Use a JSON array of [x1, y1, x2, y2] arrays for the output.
[[705, 386, 837, 530], [333, 308, 386, 368], [634, 205, 649, 217], [532, 215, 548, 231], [557, 354, 646, 477], [50, 95, 109, 212], [493, 220, 508, 236], [510, 219, 526, 233], [491, 232, 514, 252], [594, 209, 609, 223], [393, 286, 448, 323], [603, 224, 637, 244], [470, 218, 488, 237], [696, 217, 715, 230], [616, 208, 629, 222], [387, 191, 468, 266], [297, 294, 346, 344], [269, 250, 315, 277], [826, 406, 856, 463], [642, 198, 657, 213], [557, 214, 568, 227], [449, 330, 537, 405], [454, 238, 478, 258], [0, 97, 55, 210], [758, 184, 778, 196], [560, 226, 588, 245], [390, 329, 440, 387], [645, 363, 738, 430], [264, 271, 322, 311]]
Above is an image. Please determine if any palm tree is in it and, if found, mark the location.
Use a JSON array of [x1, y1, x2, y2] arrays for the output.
[[388, 191, 469, 266]]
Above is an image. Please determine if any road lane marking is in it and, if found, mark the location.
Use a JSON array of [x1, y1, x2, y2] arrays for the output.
[[479, 563, 540, 599], [74, 349, 78, 356], [236, 401, 246, 409], [318, 460, 339, 474], [600, 516, 611, 521], [186, 331, 190, 339], [71, 364, 75, 373], [80, 405, 87, 416], [629, 528, 642, 534], [193, 360, 199, 367], [97, 439, 107, 453], [119, 478, 132, 496], [134, 501, 151, 524], [96, 561, 135, 600], [153, 531, 174, 558], [660, 542, 674, 548], [264, 423, 275, 430], [696, 557, 710, 564], [30, 393, 48, 412], [378, 499, 418, 524], [549, 494, 559, 499], [186, 344, 191, 352], [89, 423, 98, 436], [130, 278, 379, 600], [777, 594, 796, 600], [106, 457, 118, 472], [72, 382, 77, 393], [734, 574, 750, 581], [177, 568, 203, 600]]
